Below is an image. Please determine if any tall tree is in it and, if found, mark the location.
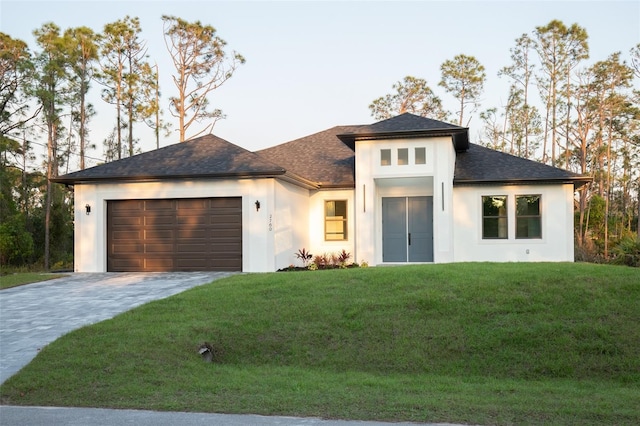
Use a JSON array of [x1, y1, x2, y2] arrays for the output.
[[0, 32, 38, 145], [99, 16, 140, 159], [65, 26, 99, 169], [162, 15, 245, 142], [439, 54, 486, 126], [121, 25, 156, 157], [369, 76, 449, 121], [32, 22, 72, 270], [499, 33, 541, 158], [534, 20, 588, 166]]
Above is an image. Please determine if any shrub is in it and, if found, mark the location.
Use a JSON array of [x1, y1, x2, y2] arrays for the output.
[[295, 248, 313, 267], [610, 236, 640, 267]]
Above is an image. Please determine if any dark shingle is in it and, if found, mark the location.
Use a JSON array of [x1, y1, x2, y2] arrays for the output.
[[257, 125, 363, 188], [337, 112, 469, 151], [353, 112, 463, 133], [53, 134, 286, 183], [454, 143, 591, 187]]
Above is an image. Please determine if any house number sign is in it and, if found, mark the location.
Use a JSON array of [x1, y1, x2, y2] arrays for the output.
[[268, 214, 273, 231]]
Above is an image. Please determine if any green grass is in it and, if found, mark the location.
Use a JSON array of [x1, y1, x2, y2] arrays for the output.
[[1, 263, 639, 424], [0, 272, 65, 290]]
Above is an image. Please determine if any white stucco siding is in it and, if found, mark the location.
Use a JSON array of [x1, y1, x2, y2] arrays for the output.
[[308, 189, 355, 264], [273, 180, 310, 270], [73, 178, 277, 273], [354, 136, 456, 265], [452, 184, 576, 262]]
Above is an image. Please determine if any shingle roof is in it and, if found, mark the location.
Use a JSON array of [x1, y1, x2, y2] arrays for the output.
[[353, 112, 463, 133], [454, 143, 591, 187], [53, 116, 590, 190], [256, 125, 363, 188], [53, 134, 287, 184], [337, 112, 469, 151]]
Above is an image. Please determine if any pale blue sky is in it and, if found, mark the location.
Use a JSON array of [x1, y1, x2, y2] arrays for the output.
[[1, 0, 639, 169]]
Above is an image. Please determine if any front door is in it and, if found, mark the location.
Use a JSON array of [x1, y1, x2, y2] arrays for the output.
[[382, 196, 433, 262]]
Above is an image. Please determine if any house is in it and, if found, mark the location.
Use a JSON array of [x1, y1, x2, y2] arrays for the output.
[[53, 113, 591, 272]]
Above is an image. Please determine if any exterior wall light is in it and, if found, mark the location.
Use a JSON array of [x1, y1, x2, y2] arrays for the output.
[[85, 204, 91, 215], [255, 200, 261, 211]]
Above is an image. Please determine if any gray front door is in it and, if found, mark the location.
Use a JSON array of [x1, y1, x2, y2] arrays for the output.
[[382, 196, 433, 262]]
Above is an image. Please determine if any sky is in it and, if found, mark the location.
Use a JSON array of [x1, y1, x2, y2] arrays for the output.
[[1, 0, 639, 171]]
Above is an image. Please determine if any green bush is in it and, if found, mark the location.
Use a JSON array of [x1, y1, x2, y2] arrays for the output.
[[610, 235, 640, 267]]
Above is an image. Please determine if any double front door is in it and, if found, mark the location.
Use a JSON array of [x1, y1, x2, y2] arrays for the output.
[[382, 196, 433, 262]]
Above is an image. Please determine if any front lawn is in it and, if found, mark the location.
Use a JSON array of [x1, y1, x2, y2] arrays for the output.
[[1, 263, 638, 425]]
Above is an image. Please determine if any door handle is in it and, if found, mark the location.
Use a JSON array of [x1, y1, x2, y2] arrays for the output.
[[408, 232, 411, 245]]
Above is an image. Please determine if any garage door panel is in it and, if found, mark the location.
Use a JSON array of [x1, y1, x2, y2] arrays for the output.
[[144, 229, 173, 240], [111, 258, 143, 269], [144, 258, 175, 270], [145, 243, 175, 253], [111, 216, 143, 227], [145, 199, 174, 210], [108, 197, 242, 272], [111, 243, 143, 254], [112, 230, 141, 240]]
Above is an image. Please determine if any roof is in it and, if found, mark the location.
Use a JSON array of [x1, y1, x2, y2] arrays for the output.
[[52, 134, 290, 184], [53, 114, 590, 190], [337, 113, 469, 151], [454, 143, 591, 188], [257, 125, 362, 188]]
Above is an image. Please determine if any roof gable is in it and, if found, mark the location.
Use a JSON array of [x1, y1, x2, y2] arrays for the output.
[[454, 143, 591, 187], [337, 112, 469, 151], [53, 134, 286, 184]]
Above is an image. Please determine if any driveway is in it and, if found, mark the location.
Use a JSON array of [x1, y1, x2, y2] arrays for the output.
[[0, 272, 234, 384]]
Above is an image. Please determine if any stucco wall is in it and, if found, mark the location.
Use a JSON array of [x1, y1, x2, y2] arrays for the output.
[[452, 184, 575, 262], [273, 180, 310, 270], [308, 188, 355, 264], [353, 136, 456, 265], [73, 178, 276, 273]]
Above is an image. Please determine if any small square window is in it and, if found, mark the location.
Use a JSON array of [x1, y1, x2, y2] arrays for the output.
[[482, 196, 508, 239], [380, 149, 391, 166], [398, 148, 408, 165], [415, 147, 426, 164]]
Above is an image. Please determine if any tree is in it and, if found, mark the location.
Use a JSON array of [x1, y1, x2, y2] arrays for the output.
[[534, 20, 589, 166], [99, 16, 141, 159], [162, 15, 245, 142], [0, 32, 39, 145], [32, 22, 73, 270], [439, 54, 486, 126], [499, 33, 541, 158], [65, 26, 99, 169], [369, 76, 449, 121]]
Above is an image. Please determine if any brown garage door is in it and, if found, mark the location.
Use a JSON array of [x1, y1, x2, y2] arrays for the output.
[[107, 197, 242, 272]]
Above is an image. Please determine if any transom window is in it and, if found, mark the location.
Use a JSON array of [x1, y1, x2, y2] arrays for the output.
[[379, 147, 426, 166], [325, 200, 347, 241], [482, 196, 508, 239], [397, 148, 408, 165], [380, 149, 391, 166], [516, 195, 541, 239]]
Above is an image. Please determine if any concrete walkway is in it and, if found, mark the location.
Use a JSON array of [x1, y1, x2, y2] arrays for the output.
[[0, 272, 458, 426]]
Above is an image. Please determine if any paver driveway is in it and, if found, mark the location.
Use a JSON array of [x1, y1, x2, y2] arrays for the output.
[[0, 272, 234, 384]]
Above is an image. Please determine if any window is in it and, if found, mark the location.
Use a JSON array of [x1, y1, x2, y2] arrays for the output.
[[380, 149, 391, 166], [415, 147, 426, 164], [325, 200, 347, 240], [398, 148, 408, 165], [482, 196, 508, 239], [516, 195, 541, 239]]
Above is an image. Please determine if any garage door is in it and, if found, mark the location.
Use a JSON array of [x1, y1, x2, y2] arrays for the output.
[[107, 197, 242, 272]]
